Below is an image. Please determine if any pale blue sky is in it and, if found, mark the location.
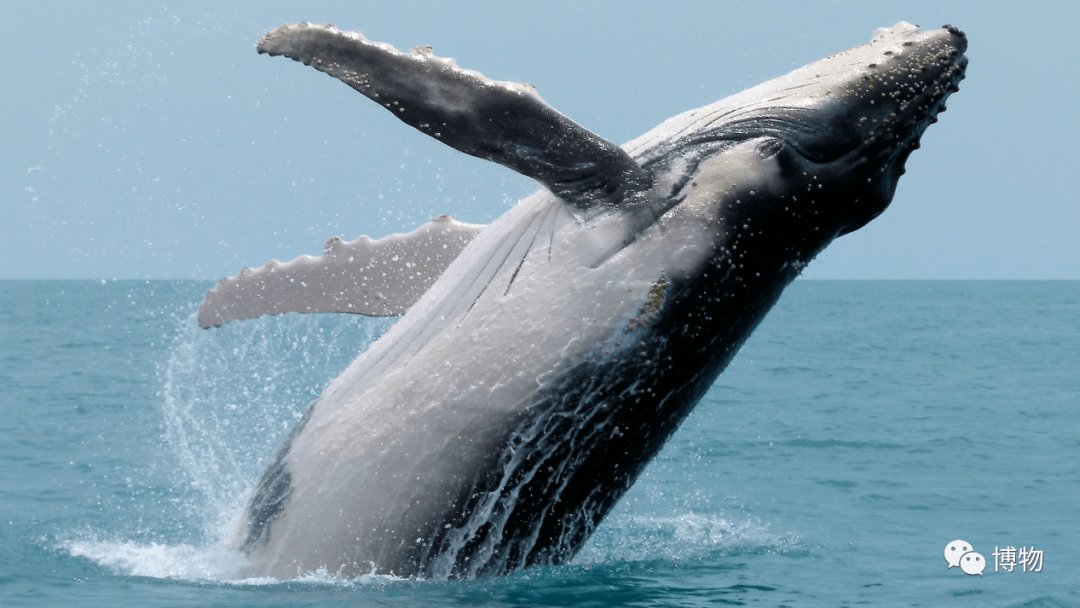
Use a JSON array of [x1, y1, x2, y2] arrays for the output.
[[4, 1, 1078, 279]]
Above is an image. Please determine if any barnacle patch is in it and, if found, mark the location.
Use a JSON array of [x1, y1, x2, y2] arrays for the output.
[[625, 275, 669, 332]]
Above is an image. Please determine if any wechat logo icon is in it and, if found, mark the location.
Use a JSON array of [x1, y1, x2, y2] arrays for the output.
[[945, 540, 985, 576]]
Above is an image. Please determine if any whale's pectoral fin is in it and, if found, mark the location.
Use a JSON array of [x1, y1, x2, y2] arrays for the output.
[[257, 23, 653, 210], [198, 215, 483, 328]]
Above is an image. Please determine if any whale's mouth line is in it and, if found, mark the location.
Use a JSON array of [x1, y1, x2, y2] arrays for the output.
[[676, 109, 847, 165]]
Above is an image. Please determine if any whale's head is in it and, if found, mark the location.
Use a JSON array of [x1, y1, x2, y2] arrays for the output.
[[786, 22, 969, 234], [635, 23, 967, 240]]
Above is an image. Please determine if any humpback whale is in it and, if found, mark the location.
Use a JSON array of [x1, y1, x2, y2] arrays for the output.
[[199, 22, 967, 579]]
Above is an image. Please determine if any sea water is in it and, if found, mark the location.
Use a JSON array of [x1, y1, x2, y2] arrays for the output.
[[1, 280, 1077, 607]]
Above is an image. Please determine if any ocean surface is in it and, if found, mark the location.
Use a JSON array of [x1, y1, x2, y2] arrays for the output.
[[1, 280, 1077, 607]]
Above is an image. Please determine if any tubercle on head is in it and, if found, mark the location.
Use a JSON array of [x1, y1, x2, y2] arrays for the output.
[[828, 27, 966, 235]]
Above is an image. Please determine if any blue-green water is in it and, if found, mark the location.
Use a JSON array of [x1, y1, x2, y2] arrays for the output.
[[2, 280, 1077, 607]]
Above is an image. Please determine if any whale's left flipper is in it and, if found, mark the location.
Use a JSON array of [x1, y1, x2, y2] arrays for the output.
[[198, 215, 483, 328], [257, 23, 652, 210]]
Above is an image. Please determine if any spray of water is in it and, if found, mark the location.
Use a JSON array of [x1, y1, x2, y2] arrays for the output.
[[158, 311, 394, 542], [65, 308, 392, 582]]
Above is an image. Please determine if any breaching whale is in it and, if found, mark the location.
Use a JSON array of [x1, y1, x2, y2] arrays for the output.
[[199, 22, 967, 579]]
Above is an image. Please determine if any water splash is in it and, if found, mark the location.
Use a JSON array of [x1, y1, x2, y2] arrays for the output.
[[576, 512, 801, 565], [157, 310, 394, 542], [63, 304, 393, 581]]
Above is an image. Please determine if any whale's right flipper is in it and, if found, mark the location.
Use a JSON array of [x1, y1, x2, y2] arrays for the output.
[[257, 23, 653, 210], [198, 215, 483, 328]]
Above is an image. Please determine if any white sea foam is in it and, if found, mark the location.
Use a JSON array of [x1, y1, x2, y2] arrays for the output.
[[575, 512, 801, 565], [64, 537, 406, 586], [65, 538, 257, 582], [62, 511, 792, 583]]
